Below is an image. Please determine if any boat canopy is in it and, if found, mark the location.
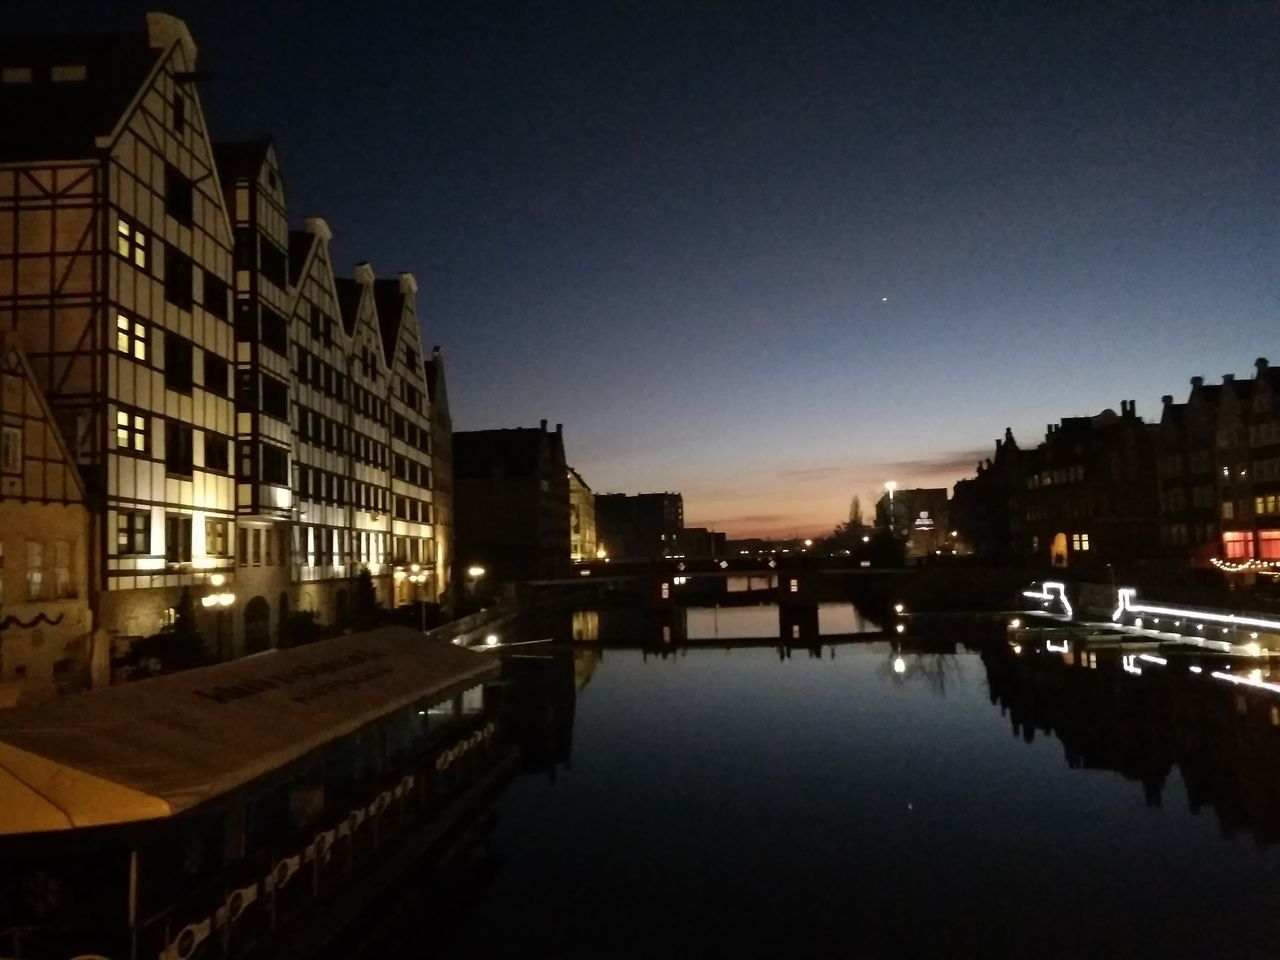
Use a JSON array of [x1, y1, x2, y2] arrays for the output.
[[0, 627, 498, 836]]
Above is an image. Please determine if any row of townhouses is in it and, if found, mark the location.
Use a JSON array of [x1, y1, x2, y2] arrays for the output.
[[950, 358, 1280, 581], [0, 15, 452, 699]]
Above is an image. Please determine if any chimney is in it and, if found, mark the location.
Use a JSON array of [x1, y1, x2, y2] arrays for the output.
[[1191, 376, 1203, 388], [1223, 374, 1235, 383], [1257, 357, 1269, 373], [995, 438, 1003, 452], [398, 271, 418, 295], [555, 422, 563, 434], [539, 419, 548, 432], [1162, 394, 1173, 406]]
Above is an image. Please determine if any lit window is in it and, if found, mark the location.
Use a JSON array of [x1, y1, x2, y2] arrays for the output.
[[26, 541, 43, 600], [115, 409, 148, 453], [1, 67, 33, 84], [117, 511, 150, 555], [205, 518, 229, 557], [115, 313, 147, 360], [116, 219, 148, 269], [1260, 531, 1280, 560], [1071, 533, 1090, 551], [50, 65, 86, 82], [53, 540, 72, 597], [1, 425, 20, 474], [1223, 530, 1254, 559], [1222, 501, 1235, 520]]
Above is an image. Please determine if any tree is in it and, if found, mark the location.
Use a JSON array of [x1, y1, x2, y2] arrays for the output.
[[114, 587, 207, 676], [350, 567, 382, 630], [849, 495, 864, 527]]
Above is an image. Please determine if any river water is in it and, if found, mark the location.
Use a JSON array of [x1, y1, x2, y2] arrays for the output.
[[366, 602, 1280, 959]]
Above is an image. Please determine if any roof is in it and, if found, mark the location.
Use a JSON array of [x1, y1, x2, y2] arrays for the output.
[[0, 32, 161, 162], [288, 229, 316, 286], [0, 627, 498, 835], [335, 278, 363, 338], [211, 140, 269, 183], [454, 428, 552, 479], [372, 279, 406, 362]]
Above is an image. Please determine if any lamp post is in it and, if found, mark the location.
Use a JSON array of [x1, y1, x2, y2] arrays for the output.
[[884, 480, 898, 535]]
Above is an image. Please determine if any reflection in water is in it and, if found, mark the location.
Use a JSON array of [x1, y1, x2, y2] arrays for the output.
[[725, 574, 778, 592], [984, 638, 1280, 845]]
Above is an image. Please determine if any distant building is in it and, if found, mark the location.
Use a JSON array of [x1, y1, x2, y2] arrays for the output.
[[951, 428, 1022, 561], [874, 487, 953, 561], [568, 468, 597, 562], [454, 422, 570, 582], [679, 526, 726, 559], [0, 338, 94, 704], [595, 492, 683, 560]]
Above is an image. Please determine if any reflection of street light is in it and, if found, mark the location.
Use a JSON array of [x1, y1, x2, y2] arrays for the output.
[[467, 565, 486, 601], [893, 656, 906, 674]]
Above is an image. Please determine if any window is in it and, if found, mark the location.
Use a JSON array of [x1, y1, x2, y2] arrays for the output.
[[1223, 530, 1254, 560], [260, 238, 287, 289], [164, 332, 194, 393], [165, 514, 193, 563], [115, 312, 147, 360], [262, 445, 288, 485], [1, 425, 20, 473], [165, 422, 193, 477], [204, 353, 230, 397], [261, 307, 288, 355], [116, 218, 148, 269], [174, 94, 187, 133], [206, 518, 230, 557], [26, 541, 42, 600], [50, 64, 86, 82], [115, 409, 148, 453], [204, 432, 230, 473], [1222, 501, 1236, 520], [1071, 533, 1090, 552], [117, 511, 150, 555], [53, 540, 72, 598], [261, 375, 289, 421], [1, 67, 33, 84], [1260, 531, 1280, 561], [164, 164, 194, 225], [203, 271, 229, 319], [164, 244, 194, 309]]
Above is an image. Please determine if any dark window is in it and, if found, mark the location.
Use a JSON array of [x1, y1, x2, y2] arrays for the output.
[[235, 302, 257, 343], [236, 369, 257, 411], [261, 306, 288, 355], [164, 245, 194, 309], [262, 445, 288, 485], [233, 227, 255, 271], [261, 374, 289, 421], [203, 271, 229, 319], [165, 514, 193, 563], [117, 510, 150, 555], [204, 432, 230, 473], [164, 332, 193, 393], [174, 95, 187, 133], [165, 421, 193, 477], [260, 238, 287, 289], [164, 164, 194, 226], [204, 352, 229, 397], [237, 440, 253, 480]]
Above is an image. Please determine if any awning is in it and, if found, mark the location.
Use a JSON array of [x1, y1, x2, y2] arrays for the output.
[[0, 627, 498, 835]]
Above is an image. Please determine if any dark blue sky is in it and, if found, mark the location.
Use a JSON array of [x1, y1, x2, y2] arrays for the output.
[[13, 1, 1280, 535]]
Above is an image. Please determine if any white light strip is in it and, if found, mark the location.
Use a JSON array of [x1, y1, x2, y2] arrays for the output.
[[1137, 654, 1167, 666], [1189, 665, 1203, 674], [1042, 581, 1073, 618], [1210, 670, 1280, 694], [1115, 588, 1280, 632], [1122, 655, 1142, 676], [1045, 640, 1070, 654]]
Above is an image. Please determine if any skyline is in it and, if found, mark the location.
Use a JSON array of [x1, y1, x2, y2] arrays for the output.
[[9, 1, 1280, 537]]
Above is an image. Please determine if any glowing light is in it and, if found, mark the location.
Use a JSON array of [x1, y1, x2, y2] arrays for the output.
[[209, 573, 225, 587], [1189, 665, 1202, 674], [467, 565, 486, 578], [895, 624, 905, 634], [1009, 618, 1022, 629], [1138, 654, 1167, 666], [719, 560, 728, 569], [1114, 589, 1280, 634], [894, 603, 904, 614], [1245, 642, 1262, 657], [862, 536, 870, 543], [893, 656, 906, 673], [804, 539, 813, 548], [1251, 669, 1263, 681], [884, 480, 897, 493], [1012, 644, 1022, 655], [484, 634, 498, 647], [1045, 639, 1069, 654], [1212, 670, 1280, 694], [1134, 618, 1143, 630], [1122, 655, 1142, 676]]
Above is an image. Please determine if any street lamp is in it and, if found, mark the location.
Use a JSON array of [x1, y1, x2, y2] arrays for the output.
[[884, 480, 898, 534]]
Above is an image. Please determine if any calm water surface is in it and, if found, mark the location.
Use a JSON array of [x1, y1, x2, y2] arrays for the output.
[[409, 607, 1280, 958]]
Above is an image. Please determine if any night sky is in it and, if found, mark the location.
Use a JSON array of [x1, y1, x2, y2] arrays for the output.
[[11, 1, 1280, 537]]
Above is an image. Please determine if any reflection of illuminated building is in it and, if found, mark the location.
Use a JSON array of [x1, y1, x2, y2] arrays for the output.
[[984, 640, 1280, 844], [568, 468, 596, 562]]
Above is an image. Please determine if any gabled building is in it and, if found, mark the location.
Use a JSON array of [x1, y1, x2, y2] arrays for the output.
[[425, 347, 453, 600], [0, 337, 93, 702]]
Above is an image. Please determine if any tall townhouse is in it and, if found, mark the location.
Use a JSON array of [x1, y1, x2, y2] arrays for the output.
[[373, 276, 438, 606], [294, 240, 393, 619], [0, 16, 238, 648], [213, 141, 294, 650], [1245, 359, 1280, 564]]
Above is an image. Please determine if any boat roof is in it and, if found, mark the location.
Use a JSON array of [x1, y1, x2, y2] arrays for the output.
[[0, 627, 498, 836]]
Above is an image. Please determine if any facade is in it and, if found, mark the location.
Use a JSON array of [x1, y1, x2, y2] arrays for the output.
[[425, 346, 453, 601], [568, 467, 596, 562], [0, 16, 451, 666], [951, 428, 1022, 561], [0, 338, 94, 702], [874, 487, 952, 561], [454, 422, 570, 582], [595, 492, 684, 560]]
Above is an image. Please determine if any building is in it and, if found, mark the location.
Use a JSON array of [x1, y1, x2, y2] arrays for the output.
[[0, 337, 94, 703], [425, 346, 453, 602], [0, 15, 450, 663], [453, 422, 570, 582], [678, 526, 726, 559], [595, 492, 684, 560], [951, 428, 1022, 561], [568, 467, 596, 562], [874, 487, 953, 561]]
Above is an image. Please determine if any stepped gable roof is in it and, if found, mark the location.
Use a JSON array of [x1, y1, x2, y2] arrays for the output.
[[0, 31, 162, 161], [454, 428, 547, 480], [335, 278, 364, 338]]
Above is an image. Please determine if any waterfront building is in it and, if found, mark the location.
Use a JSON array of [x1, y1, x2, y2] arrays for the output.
[[874, 487, 953, 561], [950, 428, 1023, 562], [595, 491, 684, 560], [425, 346, 454, 601], [454, 422, 570, 582], [0, 337, 94, 702], [568, 466, 596, 562], [0, 15, 450, 665], [678, 526, 726, 559]]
